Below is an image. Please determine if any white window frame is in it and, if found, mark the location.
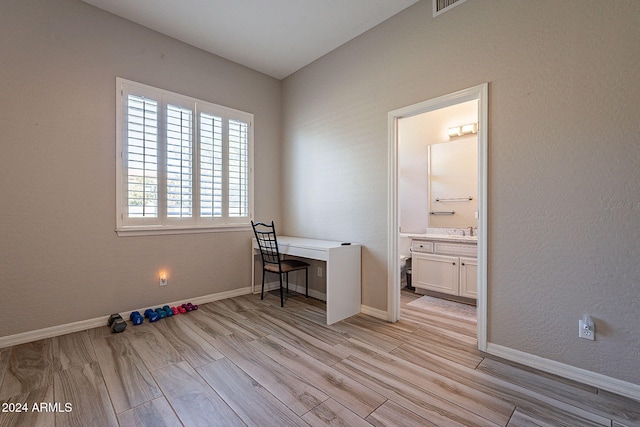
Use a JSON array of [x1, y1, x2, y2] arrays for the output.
[[116, 78, 254, 236]]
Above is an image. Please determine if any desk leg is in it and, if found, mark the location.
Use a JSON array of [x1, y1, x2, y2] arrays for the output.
[[326, 247, 361, 325], [251, 248, 258, 294]]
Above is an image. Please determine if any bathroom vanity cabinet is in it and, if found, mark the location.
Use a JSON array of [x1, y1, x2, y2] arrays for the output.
[[411, 236, 477, 299]]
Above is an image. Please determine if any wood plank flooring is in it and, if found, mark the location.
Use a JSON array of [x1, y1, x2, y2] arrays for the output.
[[1, 289, 639, 426]]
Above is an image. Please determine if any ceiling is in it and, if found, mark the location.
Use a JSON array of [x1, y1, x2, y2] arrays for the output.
[[81, 0, 420, 79]]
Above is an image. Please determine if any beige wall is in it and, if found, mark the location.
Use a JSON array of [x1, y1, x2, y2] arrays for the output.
[[0, 0, 282, 336], [282, 0, 640, 385]]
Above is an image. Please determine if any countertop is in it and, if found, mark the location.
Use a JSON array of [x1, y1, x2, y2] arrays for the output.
[[407, 233, 478, 244]]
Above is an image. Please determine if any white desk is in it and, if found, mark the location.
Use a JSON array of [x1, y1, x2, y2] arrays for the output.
[[252, 236, 361, 324]]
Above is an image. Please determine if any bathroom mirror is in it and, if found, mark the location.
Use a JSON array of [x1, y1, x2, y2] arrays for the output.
[[428, 138, 478, 228]]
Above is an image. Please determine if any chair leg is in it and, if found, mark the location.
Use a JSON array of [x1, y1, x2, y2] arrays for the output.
[[279, 274, 284, 307], [285, 272, 289, 294], [305, 268, 308, 298], [261, 269, 265, 300]]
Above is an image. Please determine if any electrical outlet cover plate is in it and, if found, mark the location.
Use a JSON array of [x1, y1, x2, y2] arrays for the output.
[[579, 318, 595, 340]]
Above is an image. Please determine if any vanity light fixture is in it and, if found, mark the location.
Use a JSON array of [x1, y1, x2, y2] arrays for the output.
[[448, 122, 478, 138], [447, 126, 462, 137], [461, 123, 478, 135]]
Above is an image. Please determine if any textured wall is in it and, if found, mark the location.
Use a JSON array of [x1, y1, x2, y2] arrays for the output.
[[281, 0, 640, 385], [0, 0, 281, 336]]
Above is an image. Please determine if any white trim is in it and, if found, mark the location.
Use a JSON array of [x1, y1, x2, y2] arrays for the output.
[[487, 343, 640, 402], [116, 223, 251, 237], [387, 83, 488, 352], [387, 114, 400, 323], [476, 84, 489, 351], [0, 287, 252, 349], [360, 305, 388, 321]]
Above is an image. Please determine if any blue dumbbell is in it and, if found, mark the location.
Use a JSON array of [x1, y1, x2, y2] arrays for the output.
[[144, 309, 159, 322], [154, 308, 167, 319], [162, 305, 174, 317], [130, 311, 144, 325]]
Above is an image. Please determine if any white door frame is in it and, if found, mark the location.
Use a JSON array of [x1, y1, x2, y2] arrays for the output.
[[387, 83, 488, 351]]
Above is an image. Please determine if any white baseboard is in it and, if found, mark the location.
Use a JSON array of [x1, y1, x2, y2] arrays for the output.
[[0, 317, 108, 349], [486, 343, 640, 402], [0, 287, 253, 349], [360, 305, 388, 321]]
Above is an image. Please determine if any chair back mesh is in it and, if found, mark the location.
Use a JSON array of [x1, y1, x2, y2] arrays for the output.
[[252, 221, 281, 267]]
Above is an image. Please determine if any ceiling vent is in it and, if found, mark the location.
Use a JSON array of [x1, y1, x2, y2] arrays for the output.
[[433, 0, 468, 17]]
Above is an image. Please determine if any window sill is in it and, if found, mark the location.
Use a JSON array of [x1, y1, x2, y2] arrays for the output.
[[116, 224, 251, 237]]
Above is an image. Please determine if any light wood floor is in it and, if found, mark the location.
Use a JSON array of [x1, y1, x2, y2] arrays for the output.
[[1, 290, 638, 427]]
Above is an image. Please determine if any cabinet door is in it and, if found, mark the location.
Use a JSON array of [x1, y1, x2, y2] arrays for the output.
[[459, 257, 477, 299], [413, 253, 458, 295]]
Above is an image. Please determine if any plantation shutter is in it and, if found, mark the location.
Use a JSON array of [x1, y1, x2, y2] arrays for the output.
[[200, 112, 223, 218], [166, 104, 193, 218], [126, 94, 159, 219], [228, 119, 249, 218]]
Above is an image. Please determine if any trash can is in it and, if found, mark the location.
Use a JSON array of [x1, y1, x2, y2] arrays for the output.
[[406, 269, 414, 290]]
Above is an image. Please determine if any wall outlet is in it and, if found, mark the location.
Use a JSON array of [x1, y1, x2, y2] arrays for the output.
[[160, 273, 168, 286], [317, 267, 323, 277], [579, 314, 595, 341]]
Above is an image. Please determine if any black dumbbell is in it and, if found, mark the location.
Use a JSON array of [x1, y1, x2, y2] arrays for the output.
[[130, 311, 144, 325], [108, 313, 127, 333], [108, 313, 120, 326], [144, 308, 159, 322]]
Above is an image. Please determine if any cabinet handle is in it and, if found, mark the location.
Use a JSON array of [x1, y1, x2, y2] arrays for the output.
[[461, 262, 465, 266], [452, 262, 456, 265]]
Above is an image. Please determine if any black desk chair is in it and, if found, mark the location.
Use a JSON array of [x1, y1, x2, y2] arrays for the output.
[[252, 221, 309, 307]]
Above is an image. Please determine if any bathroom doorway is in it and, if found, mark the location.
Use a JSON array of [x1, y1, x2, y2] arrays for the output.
[[387, 84, 488, 351]]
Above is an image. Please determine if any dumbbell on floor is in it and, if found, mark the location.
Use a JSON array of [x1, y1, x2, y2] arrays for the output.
[[144, 309, 159, 322], [162, 305, 174, 317], [130, 311, 144, 325], [181, 302, 198, 312], [108, 313, 127, 333]]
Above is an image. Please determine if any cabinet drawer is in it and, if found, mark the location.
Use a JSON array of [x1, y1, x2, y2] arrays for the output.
[[411, 241, 433, 253], [434, 242, 477, 257]]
